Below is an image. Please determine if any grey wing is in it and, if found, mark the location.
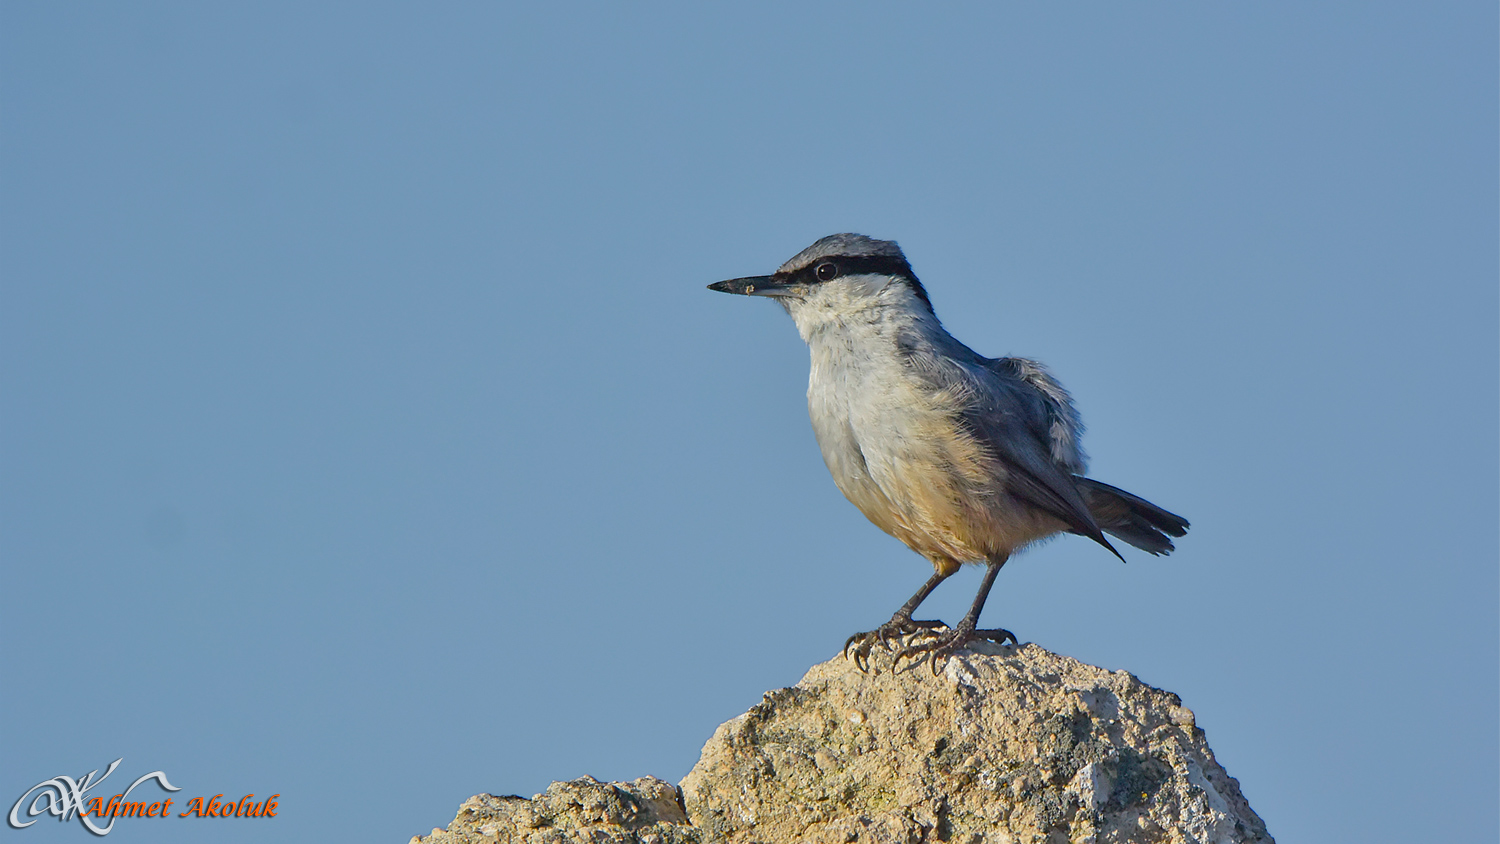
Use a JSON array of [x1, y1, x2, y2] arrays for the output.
[[985, 357, 1086, 473], [957, 358, 1121, 560]]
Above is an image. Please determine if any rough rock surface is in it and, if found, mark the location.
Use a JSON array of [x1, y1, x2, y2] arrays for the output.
[[408, 775, 699, 844], [682, 643, 1271, 844], [411, 644, 1272, 844]]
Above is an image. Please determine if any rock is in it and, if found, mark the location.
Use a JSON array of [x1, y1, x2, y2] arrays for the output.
[[682, 643, 1272, 844], [411, 643, 1273, 844], [409, 776, 699, 844]]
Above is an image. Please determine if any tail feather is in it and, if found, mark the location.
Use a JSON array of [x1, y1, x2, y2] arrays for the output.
[[1075, 477, 1189, 556]]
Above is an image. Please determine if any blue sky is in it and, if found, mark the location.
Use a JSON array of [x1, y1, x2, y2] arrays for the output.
[[2, 3, 1495, 843]]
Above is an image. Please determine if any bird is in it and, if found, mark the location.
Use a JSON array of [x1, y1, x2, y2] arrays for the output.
[[707, 233, 1188, 671]]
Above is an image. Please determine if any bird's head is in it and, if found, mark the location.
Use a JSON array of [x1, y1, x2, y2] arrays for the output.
[[708, 234, 934, 334]]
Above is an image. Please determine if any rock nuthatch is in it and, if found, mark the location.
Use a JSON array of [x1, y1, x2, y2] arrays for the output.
[[709, 234, 1188, 671]]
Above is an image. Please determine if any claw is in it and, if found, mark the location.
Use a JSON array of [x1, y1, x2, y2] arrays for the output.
[[891, 647, 911, 671], [892, 652, 909, 672], [845, 631, 880, 673], [884, 620, 1017, 675], [843, 617, 953, 673], [893, 637, 938, 671], [891, 642, 929, 674], [975, 627, 1018, 647]]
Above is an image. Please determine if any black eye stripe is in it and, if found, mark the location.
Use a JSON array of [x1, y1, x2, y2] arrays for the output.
[[783, 254, 918, 285], [771, 253, 934, 314]]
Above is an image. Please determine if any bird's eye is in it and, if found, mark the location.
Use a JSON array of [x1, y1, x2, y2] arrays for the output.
[[815, 262, 840, 281]]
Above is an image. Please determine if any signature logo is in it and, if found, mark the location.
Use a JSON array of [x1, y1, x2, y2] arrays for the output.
[[9, 759, 278, 836], [9, 759, 178, 836]]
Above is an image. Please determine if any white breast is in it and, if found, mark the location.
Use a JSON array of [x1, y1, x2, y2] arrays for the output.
[[796, 290, 997, 565], [787, 278, 1068, 567]]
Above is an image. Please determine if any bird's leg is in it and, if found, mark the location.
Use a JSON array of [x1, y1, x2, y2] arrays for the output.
[[895, 554, 1017, 674], [843, 569, 952, 671]]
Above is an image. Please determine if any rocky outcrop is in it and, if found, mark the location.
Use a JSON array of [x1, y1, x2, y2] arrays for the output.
[[411, 643, 1272, 844], [407, 776, 698, 844], [682, 642, 1271, 844]]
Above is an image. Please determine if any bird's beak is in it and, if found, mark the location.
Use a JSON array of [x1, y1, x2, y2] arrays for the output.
[[708, 275, 796, 298]]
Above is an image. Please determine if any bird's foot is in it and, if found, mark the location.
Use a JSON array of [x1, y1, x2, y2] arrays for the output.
[[893, 623, 1018, 675], [842, 617, 946, 672]]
